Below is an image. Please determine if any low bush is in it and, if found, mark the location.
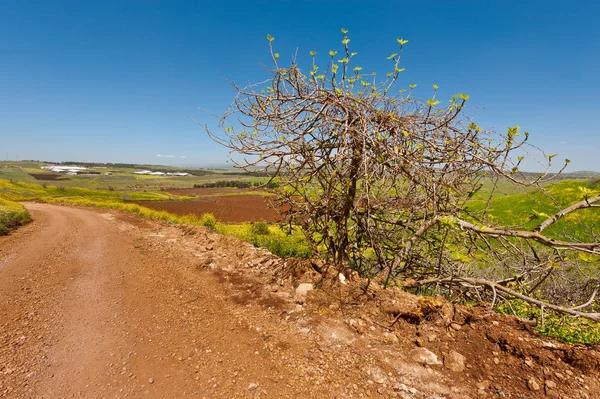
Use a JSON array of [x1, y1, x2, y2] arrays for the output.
[[218, 222, 311, 258], [200, 213, 217, 229], [0, 198, 31, 235], [250, 221, 270, 235]]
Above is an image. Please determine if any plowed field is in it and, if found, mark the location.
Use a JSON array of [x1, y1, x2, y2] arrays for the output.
[[133, 195, 283, 222]]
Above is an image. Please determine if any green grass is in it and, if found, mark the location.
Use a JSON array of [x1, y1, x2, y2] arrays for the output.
[[467, 180, 600, 241], [217, 222, 312, 258], [0, 198, 31, 235], [495, 299, 600, 345], [0, 179, 193, 202]]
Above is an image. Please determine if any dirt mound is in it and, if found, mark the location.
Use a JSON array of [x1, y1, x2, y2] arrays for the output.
[[169, 222, 600, 398]]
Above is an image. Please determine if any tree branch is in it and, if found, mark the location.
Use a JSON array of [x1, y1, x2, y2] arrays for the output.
[[535, 194, 600, 232]]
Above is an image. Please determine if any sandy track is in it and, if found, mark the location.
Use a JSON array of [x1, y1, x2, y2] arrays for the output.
[[0, 204, 340, 398]]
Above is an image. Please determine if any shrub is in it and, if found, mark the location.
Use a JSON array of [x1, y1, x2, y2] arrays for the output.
[[0, 199, 31, 235], [250, 221, 270, 235], [200, 213, 217, 229]]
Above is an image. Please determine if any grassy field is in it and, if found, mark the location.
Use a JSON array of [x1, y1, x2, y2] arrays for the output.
[[0, 161, 261, 191], [467, 179, 600, 241]]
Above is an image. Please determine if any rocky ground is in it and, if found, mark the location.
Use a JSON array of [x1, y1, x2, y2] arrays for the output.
[[0, 203, 599, 398]]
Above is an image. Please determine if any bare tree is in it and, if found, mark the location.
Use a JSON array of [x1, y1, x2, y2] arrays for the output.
[[205, 30, 600, 321]]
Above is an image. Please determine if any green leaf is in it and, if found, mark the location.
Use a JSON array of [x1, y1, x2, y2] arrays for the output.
[[341, 28, 348, 34], [432, 84, 439, 90], [353, 66, 363, 72], [409, 83, 417, 89], [397, 38, 409, 45], [338, 57, 348, 63], [309, 50, 316, 56], [274, 53, 280, 59], [395, 67, 405, 73], [426, 99, 440, 106], [342, 38, 350, 45], [387, 53, 397, 60], [266, 34, 274, 42], [329, 50, 337, 57]]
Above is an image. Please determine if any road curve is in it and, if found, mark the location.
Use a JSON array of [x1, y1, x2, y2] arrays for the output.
[[0, 203, 339, 398]]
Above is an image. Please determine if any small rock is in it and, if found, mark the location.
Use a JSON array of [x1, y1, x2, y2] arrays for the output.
[[450, 323, 462, 331], [248, 382, 259, 390], [294, 283, 314, 303], [382, 332, 399, 344], [409, 348, 442, 365], [393, 383, 409, 392], [545, 380, 557, 390], [148, 378, 154, 384], [444, 350, 466, 372], [527, 377, 540, 391]]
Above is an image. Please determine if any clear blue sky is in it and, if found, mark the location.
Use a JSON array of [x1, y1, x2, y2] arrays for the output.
[[1, 0, 599, 170]]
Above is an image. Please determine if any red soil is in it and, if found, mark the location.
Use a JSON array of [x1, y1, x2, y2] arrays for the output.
[[166, 187, 262, 196], [133, 195, 284, 223]]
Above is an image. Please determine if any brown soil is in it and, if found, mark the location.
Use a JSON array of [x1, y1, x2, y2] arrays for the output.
[[167, 188, 263, 196], [133, 195, 284, 223], [1, 203, 599, 398], [28, 173, 68, 181]]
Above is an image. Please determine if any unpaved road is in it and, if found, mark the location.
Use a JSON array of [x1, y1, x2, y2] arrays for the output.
[[0, 204, 361, 398]]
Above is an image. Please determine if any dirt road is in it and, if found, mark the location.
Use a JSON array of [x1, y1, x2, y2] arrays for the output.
[[2, 204, 599, 399], [0, 204, 355, 398]]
